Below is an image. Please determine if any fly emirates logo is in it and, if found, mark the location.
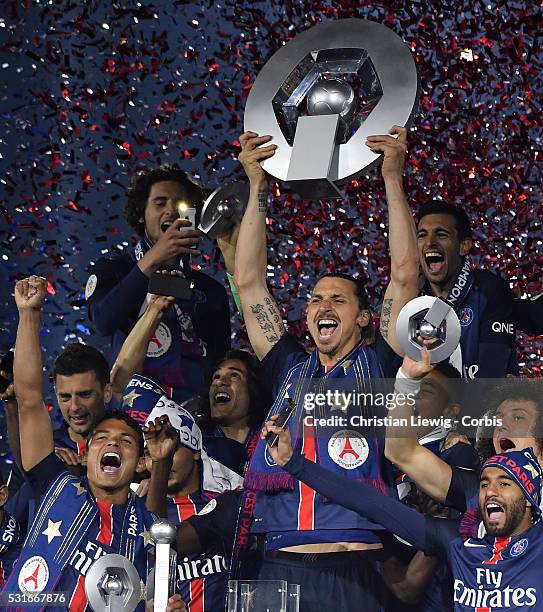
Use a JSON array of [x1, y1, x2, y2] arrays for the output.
[[454, 568, 537, 608]]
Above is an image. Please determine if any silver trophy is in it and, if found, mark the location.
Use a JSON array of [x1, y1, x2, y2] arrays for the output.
[[396, 296, 461, 363], [244, 18, 419, 199], [198, 182, 250, 239], [85, 554, 142, 612], [147, 519, 177, 612]]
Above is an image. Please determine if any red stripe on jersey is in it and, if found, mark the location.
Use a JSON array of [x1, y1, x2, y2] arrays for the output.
[[483, 536, 511, 565], [298, 421, 316, 530], [173, 496, 197, 522], [76, 440, 87, 457], [475, 608, 491, 612], [189, 577, 205, 612], [69, 574, 87, 612], [166, 386, 173, 398], [96, 500, 113, 546], [0, 561, 5, 588]]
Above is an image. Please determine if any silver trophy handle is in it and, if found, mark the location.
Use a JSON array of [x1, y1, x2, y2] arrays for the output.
[[150, 519, 177, 612]]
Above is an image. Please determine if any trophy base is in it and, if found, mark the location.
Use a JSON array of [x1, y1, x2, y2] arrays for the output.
[[149, 273, 194, 300]]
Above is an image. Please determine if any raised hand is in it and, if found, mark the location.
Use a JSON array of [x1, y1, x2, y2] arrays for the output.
[[143, 415, 179, 462], [365, 125, 407, 182], [139, 218, 202, 275], [260, 414, 294, 467], [148, 293, 175, 313], [238, 131, 277, 188], [401, 347, 434, 380], [14, 276, 47, 311]]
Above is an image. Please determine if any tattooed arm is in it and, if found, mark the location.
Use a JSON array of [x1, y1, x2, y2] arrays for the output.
[[367, 126, 419, 356], [234, 131, 284, 360]]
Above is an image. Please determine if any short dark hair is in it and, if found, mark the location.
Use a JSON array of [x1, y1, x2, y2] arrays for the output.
[[417, 201, 472, 241], [87, 411, 145, 456], [53, 344, 110, 387], [315, 273, 373, 340], [476, 379, 543, 462], [125, 165, 205, 236]]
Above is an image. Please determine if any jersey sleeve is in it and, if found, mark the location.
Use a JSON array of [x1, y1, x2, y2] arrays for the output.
[[25, 452, 67, 500], [445, 465, 479, 513], [87, 256, 149, 336], [476, 272, 516, 377], [260, 332, 307, 397]]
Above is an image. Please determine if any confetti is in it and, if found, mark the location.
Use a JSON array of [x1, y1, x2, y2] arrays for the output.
[[0, 0, 540, 453]]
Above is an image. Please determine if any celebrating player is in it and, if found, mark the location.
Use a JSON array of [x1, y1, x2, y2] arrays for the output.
[[267, 420, 543, 610], [6, 276, 184, 611]]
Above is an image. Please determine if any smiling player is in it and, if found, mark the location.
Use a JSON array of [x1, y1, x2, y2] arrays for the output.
[[267, 420, 543, 611], [5, 276, 184, 612]]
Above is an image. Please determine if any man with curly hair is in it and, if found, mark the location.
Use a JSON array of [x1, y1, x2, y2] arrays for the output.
[[85, 166, 231, 403]]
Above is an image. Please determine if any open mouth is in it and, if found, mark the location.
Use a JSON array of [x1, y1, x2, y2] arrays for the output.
[[100, 452, 122, 474], [213, 391, 232, 405], [317, 319, 339, 339], [70, 413, 89, 426], [160, 219, 177, 233], [499, 438, 516, 452], [424, 251, 445, 275], [485, 502, 505, 522]]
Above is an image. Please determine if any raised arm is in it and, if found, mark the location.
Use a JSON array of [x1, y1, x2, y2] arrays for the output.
[[384, 351, 453, 504], [366, 126, 419, 355], [143, 416, 179, 518], [233, 132, 284, 360], [13, 276, 55, 471], [110, 293, 174, 398]]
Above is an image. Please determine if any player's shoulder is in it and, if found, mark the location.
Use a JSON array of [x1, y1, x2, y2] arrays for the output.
[[91, 249, 134, 273], [472, 268, 511, 295]]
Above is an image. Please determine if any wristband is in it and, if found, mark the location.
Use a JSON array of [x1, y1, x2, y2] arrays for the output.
[[393, 367, 422, 396]]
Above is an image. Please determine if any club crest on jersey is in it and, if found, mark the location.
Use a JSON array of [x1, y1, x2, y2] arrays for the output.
[[18, 555, 49, 593], [328, 430, 369, 470], [85, 274, 98, 300], [146, 322, 172, 358], [510, 538, 529, 558], [459, 307, 474, 327]]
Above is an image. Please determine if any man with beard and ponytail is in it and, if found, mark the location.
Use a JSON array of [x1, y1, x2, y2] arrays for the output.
[[232, 128, 419, 610], [267, 420, 543, 611], [367, 128, 517, 379], [86, 166, 231, 403], [6, 276, 185, 612]]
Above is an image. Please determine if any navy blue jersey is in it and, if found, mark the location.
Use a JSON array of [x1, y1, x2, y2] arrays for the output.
[[19, 453, 155, 612], [285, 452, 543, 611], [167, 492, 227, 612], [202, 426, 259, 476], [53, 423, 86, 456], [86, 252, 230, 403], [186, 490, 241, 556], [0, 511, 22, 588], [255, 332, 395, 549]]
